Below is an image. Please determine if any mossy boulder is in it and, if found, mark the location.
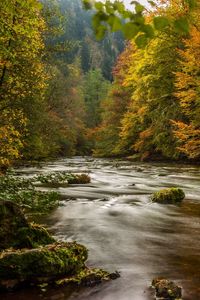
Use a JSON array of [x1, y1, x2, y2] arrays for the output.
[[56, 268, 120, 287], [67, 174, 90, 184], [0, 242, 87, 291], [16, 223, 55, 249], [151, 188, 185, 204], [152, 278, 182, 299], [0, 201, 119, 292], [35, 172, 91, 185], [0, 200, 55, 250]]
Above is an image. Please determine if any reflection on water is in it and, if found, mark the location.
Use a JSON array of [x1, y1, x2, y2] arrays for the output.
[[3, 157, 200, 300]]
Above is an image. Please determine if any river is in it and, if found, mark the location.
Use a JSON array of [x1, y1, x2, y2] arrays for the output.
[[3, 157, 200, 300]]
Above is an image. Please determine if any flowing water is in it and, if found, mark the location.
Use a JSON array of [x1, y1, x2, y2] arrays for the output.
[[3, 157, 200, 300]]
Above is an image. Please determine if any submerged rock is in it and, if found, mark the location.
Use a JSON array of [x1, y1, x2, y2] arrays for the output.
[[0, 200, 55, 250], [152, 278, 182, 299], [151, 188, 185, 204]]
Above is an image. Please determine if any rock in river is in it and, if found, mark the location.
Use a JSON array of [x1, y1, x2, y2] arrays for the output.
[[0, 200, 55, 251], [152, 278, 182, 299], [0, 200, 119, 291], [151, 188, 185, 204], [0, 242, 87, 291]]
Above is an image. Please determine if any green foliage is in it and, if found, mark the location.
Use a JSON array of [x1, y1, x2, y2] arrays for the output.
[[83, 69, 110, 128], [0, 171, 90, 214], [153, 16, 170, 30], [0, 175, 34, 194], [0, 175, 59, 214], [83, 0, 195, 46], [55, 0, 124, 80]]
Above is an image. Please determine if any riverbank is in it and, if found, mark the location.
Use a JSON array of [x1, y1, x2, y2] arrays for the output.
[[2, 157, 200, 300]]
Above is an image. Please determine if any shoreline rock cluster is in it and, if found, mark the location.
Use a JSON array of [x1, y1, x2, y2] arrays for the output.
[[0, 200, 119, 292]]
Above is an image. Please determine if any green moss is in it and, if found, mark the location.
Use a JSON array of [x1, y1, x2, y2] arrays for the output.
[[151, 188, 185, 204], [0, 201, 119, 292], [67, 174, 91, 184], [15, 223, 55, 249], [0, 201, 29, 250], [56, 267, 118, 287], [0, 201, 55, 250], [35, 172, 91, 185], [152, 278, 182, 299], [0, 242, 88, 289]]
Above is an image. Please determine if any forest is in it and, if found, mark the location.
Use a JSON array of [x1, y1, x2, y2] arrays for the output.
[[0, 0, 200, 300], [0, 0, 123, 168], [1, 0, 200, 172]]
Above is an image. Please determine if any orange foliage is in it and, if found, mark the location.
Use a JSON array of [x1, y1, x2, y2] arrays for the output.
[[174, 26, 200, 159]]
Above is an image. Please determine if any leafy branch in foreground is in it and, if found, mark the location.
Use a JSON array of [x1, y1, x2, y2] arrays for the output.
[[82, 0, 196, 47]]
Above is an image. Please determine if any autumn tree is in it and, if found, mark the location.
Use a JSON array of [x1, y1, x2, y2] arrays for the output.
[[93, 0, 196, 160], [93, 43, 134, 157], [173, 26, 200, 159], [0, 0, 47, 167]]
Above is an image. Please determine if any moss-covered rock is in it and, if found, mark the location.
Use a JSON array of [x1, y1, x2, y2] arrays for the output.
[[0, 201, 119, 292], [35, 172, 91, 185], [0, 200, 54, 250], [67, 174, 91, 184], [0, 242, 87, 291], [151, 188, 185, 204], [56, 268, 120, 287], [152, 278, 182, 299], [16, 223, 55, 249]]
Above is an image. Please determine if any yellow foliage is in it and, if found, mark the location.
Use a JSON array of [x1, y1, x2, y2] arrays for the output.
[[174, 25, 200, 158], [0, 110, 26, 167]]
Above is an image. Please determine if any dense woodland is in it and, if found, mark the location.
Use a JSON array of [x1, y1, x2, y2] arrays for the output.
[[0, 0, 123, 168], [93, 0, 200, 161], [0, 0, 200, 170]]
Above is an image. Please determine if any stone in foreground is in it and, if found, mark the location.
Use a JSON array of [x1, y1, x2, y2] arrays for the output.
[[0, 200, 55, 250], [151, 188, 185, 204], [152, 278, 182, 299], [0, 242, 87, 291], [0, 200, 119, 292]]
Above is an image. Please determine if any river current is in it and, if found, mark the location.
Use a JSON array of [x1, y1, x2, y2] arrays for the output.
[[3, 157, 200, 300]]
